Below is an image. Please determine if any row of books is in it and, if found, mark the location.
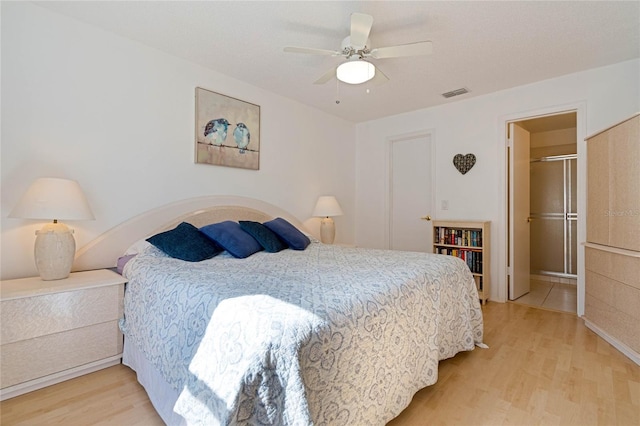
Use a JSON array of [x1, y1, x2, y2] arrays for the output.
[[434, 227, 483, 247], [436, 248, 483, 274]]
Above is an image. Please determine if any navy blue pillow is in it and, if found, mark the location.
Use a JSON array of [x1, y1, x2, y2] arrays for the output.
[[239, 221, 287, 253], [200, 221, 263, 259], [263, 217, 310, 250], [146, 222, 222, 262]]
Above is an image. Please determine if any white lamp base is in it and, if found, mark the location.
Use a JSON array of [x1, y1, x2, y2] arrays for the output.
[[34, 222, 75, 281], [319, 217, 336, 244]]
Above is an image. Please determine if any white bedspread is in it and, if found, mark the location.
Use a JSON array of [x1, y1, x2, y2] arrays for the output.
[[121, 242, 483, 425]]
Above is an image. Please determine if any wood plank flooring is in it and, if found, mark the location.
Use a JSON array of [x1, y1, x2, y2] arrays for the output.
[[2, 302, 638, 425]]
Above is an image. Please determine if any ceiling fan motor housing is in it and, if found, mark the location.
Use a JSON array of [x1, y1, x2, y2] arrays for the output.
[[341, 36, 371, 58]]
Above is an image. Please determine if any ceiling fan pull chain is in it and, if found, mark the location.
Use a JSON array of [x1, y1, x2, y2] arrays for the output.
[[335, 78, 341, 104]]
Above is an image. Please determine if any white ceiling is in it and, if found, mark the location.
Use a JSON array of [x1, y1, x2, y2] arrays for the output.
[[34, 1, 640, 123]]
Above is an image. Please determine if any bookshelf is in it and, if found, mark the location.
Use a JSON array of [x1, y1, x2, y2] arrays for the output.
[[433, 220, 490, 305]]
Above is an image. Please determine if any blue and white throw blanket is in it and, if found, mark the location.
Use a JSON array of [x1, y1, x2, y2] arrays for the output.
[[121, 242, 483, 425]]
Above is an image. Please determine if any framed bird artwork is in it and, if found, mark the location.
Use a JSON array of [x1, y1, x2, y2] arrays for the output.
[[195, 87, 260, 170]]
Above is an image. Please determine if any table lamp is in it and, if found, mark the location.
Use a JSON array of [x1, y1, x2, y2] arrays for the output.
[[312, 196, 343, 244], [9, 177, 95, 280]]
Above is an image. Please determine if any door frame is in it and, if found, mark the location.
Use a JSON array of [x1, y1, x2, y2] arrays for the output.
[[384, 129, 437, 250], [498, 102, 587, 315]]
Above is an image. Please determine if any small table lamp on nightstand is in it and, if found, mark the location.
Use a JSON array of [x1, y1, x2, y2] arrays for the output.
[[313, 195, 343, 244], [9, 177, 95, 281]]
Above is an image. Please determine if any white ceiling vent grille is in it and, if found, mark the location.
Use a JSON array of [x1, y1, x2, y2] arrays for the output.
[[442, 88, 469, 98]]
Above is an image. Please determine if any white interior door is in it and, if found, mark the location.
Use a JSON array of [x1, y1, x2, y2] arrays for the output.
[[389, 134, 433, 252], [509, 123, 531, 299]]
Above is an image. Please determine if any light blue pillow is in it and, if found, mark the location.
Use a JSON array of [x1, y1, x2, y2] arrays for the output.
[[200, 221, 263, 259], [263, 217, 310, 250]]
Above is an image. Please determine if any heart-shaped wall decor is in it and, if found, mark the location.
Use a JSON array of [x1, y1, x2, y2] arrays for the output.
[[453, 153, 476, 175]]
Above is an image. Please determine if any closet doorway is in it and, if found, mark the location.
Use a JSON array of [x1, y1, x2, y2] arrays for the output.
[[386, 132, 435, 252], [507, 112, 578, 314]]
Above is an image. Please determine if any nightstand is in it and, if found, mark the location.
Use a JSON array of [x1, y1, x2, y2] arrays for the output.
[[0, 269, 126, 400]]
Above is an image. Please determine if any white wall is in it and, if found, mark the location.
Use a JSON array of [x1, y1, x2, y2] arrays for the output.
[[3, 3, 638, 289], [355, 59, 640, 304], [1, 2, 356, 279]]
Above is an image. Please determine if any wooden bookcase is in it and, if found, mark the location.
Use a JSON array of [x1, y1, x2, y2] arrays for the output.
[[433, 220, 490, 305]]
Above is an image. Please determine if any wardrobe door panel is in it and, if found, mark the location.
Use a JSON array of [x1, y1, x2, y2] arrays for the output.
[[586, 131, 610, 245], [608, 116, 640, 251]]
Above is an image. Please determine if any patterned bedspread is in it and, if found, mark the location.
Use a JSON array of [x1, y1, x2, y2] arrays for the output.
[[121, 242, 483, 425]]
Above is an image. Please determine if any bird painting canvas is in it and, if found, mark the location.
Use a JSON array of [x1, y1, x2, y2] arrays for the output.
[[195, 87, 260, 170]]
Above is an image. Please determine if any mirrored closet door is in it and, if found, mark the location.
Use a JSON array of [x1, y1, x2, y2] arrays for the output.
[[530, 155, 577, 278]]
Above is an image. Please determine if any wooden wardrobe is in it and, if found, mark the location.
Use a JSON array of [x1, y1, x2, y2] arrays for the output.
[[584, 113, 639, 364]]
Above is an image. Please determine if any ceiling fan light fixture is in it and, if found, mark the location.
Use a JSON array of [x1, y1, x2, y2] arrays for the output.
[[336, 60, 375, 84]]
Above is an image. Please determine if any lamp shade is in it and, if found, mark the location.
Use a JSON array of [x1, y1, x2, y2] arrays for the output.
[[9, 177, 94, 221], [336, 60, 375, 85], [313, 196, 344, 218]]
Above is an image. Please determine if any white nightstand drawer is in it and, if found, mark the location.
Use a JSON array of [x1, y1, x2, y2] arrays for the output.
[[0, 269, 126, 399], [1, 285, 123, 344], [1, 321, 123, 388]]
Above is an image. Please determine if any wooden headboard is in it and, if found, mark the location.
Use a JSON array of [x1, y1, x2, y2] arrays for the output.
[[73, 195, 308, 271]]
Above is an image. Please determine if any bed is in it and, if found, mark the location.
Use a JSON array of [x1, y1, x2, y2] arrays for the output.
[[74, 196, 484, 425]]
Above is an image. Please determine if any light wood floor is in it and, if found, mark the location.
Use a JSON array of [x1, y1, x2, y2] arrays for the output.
[[2, 302, 638, 425]]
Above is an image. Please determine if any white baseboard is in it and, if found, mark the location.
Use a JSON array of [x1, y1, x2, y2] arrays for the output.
[[583, 319, 640, 366], [0, 355, 122, 401]]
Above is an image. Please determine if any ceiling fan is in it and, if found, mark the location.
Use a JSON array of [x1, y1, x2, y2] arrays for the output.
[[284, 12, 432, 85]]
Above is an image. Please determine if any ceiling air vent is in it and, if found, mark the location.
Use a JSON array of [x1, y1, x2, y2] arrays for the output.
[[442, 88, 469, 98]]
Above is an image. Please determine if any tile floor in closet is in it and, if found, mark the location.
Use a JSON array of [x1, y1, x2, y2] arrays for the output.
[[511, 275, 577, 314]]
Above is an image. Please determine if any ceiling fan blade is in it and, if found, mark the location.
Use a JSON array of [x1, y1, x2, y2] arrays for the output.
[[350, 13, 374, 49], [284, 46, 340, 56], [313, 67, 337, 84], [369, 41, 433, 59], [370, 66, 389, 85]]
